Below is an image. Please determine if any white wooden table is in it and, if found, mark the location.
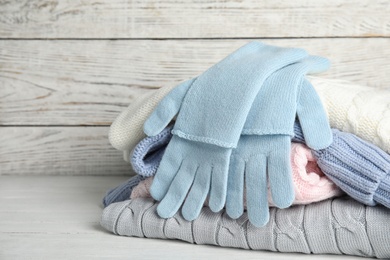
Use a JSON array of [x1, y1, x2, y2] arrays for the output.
[[0, 176, 363, 259]]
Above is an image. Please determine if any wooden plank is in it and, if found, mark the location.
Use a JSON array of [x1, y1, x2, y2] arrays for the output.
[[0, 176, 360, 260], [0, 176, 128, 232], [0, 0, 389, 38], [0, 127, 133, 175], [0, 176, 122, 231], [0, 175, 127, 192], [0, 233, 360, 260], [1, 39, 390, 126]]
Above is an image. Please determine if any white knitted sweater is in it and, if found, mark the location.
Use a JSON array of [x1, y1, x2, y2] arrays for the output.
[[109, 77, 390, 162]]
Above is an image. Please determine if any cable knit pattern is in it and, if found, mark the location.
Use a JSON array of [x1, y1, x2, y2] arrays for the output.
[[109, 76, 390, 162], [130, 143, 343, 205], [101, 197, 390, 259], [309, 76, 390, 154]]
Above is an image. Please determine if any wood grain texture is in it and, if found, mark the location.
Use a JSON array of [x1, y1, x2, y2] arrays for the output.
[[0, 176, 362, 260], [0, 127, 133, 175], [0, 0, 390, 38], [1, 39, 390, 126]]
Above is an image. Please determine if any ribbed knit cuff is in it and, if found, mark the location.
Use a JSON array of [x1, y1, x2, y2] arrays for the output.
[[374, 173, 390, 208], [314, 129, 390, 208], [130, 126, 173, 177]]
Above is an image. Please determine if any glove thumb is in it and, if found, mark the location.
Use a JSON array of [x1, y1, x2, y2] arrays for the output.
[[144, 78, 195, 136], [297, 79, 333, 150]]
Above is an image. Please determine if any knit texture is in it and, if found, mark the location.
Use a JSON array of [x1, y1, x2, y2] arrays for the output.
[[309, 76, 390, 154], [143, 42, 311, 222], [130, 121, 390, 209], [131, 126, 335, 203], [102, 175, 145, 208], [293, 121, 390, 208], [240, 58, 332, 149], [130, 126, 172, 177], [131, 142, 343, 205], [147, 42, 309, 147], [109, 82, 177, 162], [101, 197, 390, 259], [223, 56, 332, 226], [108, 77, 390, 162], [290, 143, 343, 203]]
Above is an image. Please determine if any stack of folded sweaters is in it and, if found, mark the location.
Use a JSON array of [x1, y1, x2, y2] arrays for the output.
[[100, 42, 390, 258]]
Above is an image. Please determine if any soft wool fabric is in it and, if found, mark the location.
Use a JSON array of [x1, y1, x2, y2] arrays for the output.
[[293, 121, 390, 208], [309, 76, 390, 154], [130, 143, 343, 205], [109, 77, 390, 162], [144, 54, 333, 226], [291, 143, 344, 203], [145, 42, 309, 146], [109, 83, 177, 162], [240, 59, 332, 149], [130, 121, 390, 209], [101, 197, 390, 259], [130, 126, 172, 177], [144, 42, 310, 222], [130, 125, 172, 177], [102, 175, 145, 207], [224, 56, 332, 226]]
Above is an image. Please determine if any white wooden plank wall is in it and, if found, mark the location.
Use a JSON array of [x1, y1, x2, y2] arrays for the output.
[[1, 0, 389, 175], [1, 1, 390, 38]]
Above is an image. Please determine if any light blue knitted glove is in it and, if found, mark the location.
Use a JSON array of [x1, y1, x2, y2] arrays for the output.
[[226, 135, 292, 226], [144, 42, 309, 220], [296, 79, 334, 150], [225, 56, 333, 227]]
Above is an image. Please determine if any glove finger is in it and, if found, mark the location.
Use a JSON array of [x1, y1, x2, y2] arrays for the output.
[[226, 156, 245, 219], [297, 80, 332, 150], [268, 138, 294, 208], [156, 159, 198, 218], [246, 154, 269, 227], [181, 164, 212, 221], [150, 140, 183, 201], [208, 160, 229, 212], [143, 79, 194, 136]]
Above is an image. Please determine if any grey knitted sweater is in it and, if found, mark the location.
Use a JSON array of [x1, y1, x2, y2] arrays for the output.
[[101, 197, 390, 259]]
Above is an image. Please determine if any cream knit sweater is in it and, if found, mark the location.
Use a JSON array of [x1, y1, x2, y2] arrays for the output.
[[109, 77, 390, 162]]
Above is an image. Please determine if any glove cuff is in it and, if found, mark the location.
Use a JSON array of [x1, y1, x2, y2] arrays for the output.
[[171, 129, 236, 148]]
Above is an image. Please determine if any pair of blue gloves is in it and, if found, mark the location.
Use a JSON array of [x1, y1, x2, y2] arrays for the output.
[[143, 42, 332, 227]]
